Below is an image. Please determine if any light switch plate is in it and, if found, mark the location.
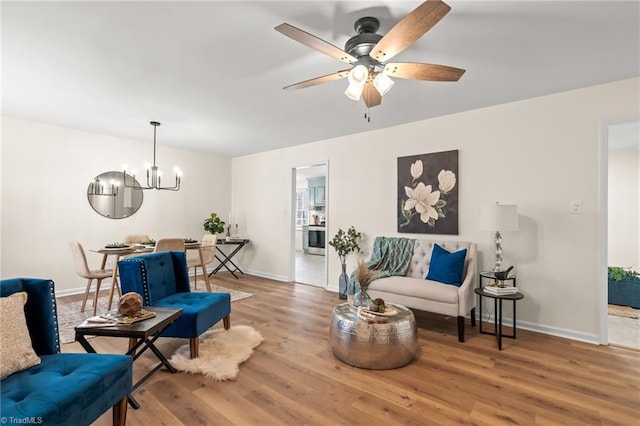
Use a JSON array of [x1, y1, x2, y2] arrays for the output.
[[570, 200, 583, 214]]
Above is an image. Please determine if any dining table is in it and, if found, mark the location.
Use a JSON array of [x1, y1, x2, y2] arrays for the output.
[[91, 241, 215, 310]]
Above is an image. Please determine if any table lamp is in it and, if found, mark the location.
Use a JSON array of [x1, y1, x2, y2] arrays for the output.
[[480, 202, 519, 272]]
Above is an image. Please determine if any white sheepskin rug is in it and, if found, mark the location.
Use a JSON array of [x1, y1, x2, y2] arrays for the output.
[[169, 325, 263, 381]]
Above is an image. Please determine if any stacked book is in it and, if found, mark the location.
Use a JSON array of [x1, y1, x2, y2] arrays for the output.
[[483, 285, 519, 296]]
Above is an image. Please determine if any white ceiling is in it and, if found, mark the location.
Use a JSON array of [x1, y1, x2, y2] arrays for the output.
[[2, 1, 639, 158]]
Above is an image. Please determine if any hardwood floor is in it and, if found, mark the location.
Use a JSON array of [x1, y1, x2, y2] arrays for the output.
[[60, 273, 640, 425]]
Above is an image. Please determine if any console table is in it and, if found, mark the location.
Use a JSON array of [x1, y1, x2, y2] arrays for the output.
[[209, 238, 250, 279]]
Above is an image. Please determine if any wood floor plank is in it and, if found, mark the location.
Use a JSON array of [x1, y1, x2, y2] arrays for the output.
[[59, 273, 639, 426]]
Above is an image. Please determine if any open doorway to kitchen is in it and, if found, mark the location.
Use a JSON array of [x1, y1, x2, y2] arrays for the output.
[[603, 120, 640, 350], [292, 163, 327, 288]]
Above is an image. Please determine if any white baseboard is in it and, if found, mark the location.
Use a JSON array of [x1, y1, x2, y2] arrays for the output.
[[476, 314, 599, 345], [55, 287, 87, 298], [241, 268, 289, 282]]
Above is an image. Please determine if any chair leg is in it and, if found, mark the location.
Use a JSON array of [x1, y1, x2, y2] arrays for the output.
[[81, 279, 93, 312], [93, 278, 103, 316], [190, 338, 199, 359], [470, 307, 476, 327], [457, 316, 465, 342], [193, 267, 197, 289], [223, 314, 231, 330], [112, 395, 128, 426]]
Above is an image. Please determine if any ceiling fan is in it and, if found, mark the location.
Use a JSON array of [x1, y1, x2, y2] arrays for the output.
[[275, 0, 465, 110]]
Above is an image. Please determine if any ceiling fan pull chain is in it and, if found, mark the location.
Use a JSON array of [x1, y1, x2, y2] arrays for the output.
[[364, 108, 371, 123]]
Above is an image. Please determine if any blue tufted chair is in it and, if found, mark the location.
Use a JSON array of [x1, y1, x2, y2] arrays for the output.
[[0, 278, 132, 426], [118, 251, 231, 359]]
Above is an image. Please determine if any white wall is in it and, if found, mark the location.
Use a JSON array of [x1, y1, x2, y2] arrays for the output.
[[1, 117, 232, 293], [231, 77, 640, 342], [608, 150, 640, 270]]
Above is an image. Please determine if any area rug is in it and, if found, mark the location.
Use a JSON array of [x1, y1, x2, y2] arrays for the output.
[[608, 304, 640, 319], [169, 325, 263, 381], [56, 284, 253, 344]]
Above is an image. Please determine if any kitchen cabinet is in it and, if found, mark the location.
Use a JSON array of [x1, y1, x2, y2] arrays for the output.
[[307, 177, 326, 208], [302, 225, 309, 254]]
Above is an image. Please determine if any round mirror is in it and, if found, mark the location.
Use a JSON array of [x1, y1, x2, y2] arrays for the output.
[[87, 171, 143, 219]]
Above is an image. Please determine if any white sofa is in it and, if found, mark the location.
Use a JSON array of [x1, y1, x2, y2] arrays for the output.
[[366, 239, 477, 342]]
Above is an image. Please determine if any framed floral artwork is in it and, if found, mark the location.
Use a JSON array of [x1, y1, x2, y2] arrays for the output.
[[397, 150, 459, 235]]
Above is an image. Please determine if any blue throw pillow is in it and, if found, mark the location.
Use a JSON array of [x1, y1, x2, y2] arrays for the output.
[[426, 244, 468, 286]]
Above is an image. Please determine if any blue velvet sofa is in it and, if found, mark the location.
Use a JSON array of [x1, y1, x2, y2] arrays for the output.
[[118, 251, 231, 358], [1, 278, 132, 426]]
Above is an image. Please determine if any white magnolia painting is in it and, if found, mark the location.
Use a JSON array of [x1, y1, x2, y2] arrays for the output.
[[397, 150, 459, 235]]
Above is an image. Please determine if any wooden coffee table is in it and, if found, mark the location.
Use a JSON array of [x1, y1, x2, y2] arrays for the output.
[[75, 307, 183, 408], [329, 303, 418, 369]]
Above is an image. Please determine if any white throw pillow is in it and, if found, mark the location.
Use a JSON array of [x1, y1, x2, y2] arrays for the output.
[[0, 291, 41, 379]]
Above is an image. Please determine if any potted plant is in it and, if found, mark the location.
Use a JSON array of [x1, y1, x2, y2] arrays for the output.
[[203, 212, 226, 235], [328, 226, 362, 299]]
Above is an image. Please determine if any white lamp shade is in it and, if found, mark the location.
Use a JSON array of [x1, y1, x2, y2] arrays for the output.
[[348, 65, 369, 85], [344, 83, 365, 101], [480, 203, 519, 231], [373, 72, 394, 96]]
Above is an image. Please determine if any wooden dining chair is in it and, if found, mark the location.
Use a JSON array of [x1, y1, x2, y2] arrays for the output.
[[187, 234, 217, 289], [154, 238, 185, 252], [69, 242, 113, 315], [123, 234, 150, 244]]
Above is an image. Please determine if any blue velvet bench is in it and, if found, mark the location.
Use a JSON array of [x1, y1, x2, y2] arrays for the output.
[[1, 278, 133, 426]]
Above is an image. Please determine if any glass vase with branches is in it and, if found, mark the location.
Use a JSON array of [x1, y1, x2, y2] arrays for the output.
[[328, 226, 362, 299]]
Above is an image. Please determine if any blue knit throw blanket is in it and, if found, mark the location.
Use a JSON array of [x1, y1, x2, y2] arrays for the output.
[[366, 236, 415, 279]]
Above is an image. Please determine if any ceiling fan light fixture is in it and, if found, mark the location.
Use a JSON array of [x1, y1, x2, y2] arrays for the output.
[[348, 64, 369, 85], [373, 72, 395, 96], [344, 82, 365, 101]]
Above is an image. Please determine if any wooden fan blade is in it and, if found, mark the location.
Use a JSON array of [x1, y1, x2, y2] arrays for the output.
[[275, 23, 357, 65], [362, 82, 382, 108], [283, 69, 350, 90], [384, 62, 465, 81], [371, 0, 451, 62]]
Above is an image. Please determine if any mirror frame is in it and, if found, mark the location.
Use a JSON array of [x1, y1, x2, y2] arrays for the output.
[[87, 171, 144, 219]]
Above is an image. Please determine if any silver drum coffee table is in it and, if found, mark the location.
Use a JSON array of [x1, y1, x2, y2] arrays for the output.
[[329, 303, 418, 369]]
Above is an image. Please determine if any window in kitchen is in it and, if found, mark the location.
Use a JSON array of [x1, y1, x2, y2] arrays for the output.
[[296, 189, 309, 227]]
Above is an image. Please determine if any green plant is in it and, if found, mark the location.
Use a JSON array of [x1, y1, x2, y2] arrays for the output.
[[328, 226, 362, 264], [608, 266, 640, 281], [203, 212, 226, 234]]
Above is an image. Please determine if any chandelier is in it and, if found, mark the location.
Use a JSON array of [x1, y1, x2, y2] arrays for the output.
[[88, 178, 118, 197], [123, 121, 181, 191]]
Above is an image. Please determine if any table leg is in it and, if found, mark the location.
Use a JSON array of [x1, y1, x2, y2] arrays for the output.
[[498, 299, 503, 350], [478, 292, 484, 333], [212, 248, 239, 278], [513, 299, 517, 339], [209, 243, 246, 279], [493, 297, 499, 349]]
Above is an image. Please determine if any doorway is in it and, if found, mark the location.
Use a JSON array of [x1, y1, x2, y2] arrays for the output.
[[292, 163, 328, 288], [602, 120, 640, 349]]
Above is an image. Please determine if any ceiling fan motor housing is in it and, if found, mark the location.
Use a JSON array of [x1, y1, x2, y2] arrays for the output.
[[345, 17, 383, 63]]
